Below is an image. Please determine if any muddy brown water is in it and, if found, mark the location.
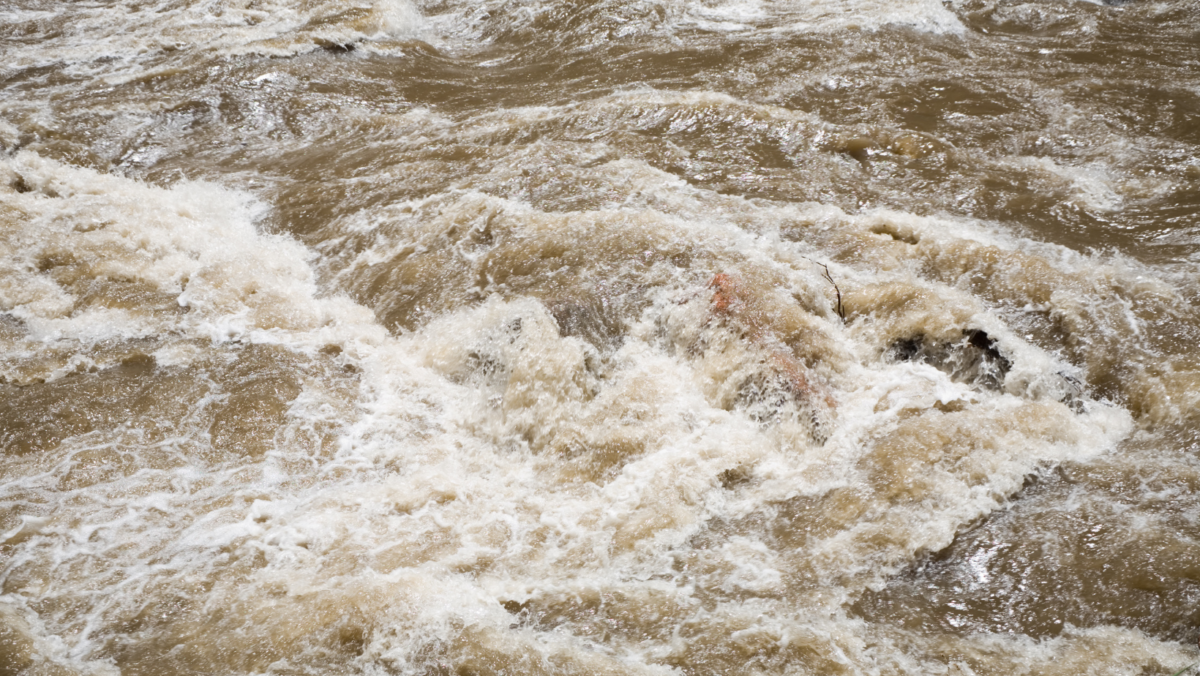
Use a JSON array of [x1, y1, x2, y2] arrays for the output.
[[1, 0, 1199, 674]]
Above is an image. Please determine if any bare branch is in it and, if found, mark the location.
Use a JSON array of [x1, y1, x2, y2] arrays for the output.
[[803, 258, 845, 324]]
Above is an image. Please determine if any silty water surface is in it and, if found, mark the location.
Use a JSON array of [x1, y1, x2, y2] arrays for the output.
[[1, 0, 1199, 674]]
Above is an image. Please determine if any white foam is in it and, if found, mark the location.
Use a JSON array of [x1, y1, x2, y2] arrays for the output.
[[763, 0, 966, 34], [425, 0, 965, 48], [1017, 156, 1123, 212], [0, 151, 390, 351], [0, 0, 424, 75]]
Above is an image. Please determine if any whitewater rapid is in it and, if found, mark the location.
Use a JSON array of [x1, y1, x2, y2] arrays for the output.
[[2, 0, 1199, 674]]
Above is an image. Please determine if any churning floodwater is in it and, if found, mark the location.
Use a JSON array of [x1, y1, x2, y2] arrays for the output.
[[2, 0, 1199, 673]]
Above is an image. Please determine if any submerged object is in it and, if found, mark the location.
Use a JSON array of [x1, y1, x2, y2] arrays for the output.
[[707, 272, 838, 411]]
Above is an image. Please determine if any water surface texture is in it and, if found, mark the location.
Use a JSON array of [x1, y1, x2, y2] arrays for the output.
[[2, 0, 1200, 674]]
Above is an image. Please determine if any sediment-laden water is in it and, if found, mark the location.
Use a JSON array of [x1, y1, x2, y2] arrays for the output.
[[2, 0, 1199, 674]]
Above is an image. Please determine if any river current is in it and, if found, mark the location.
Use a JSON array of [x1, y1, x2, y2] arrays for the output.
[[1, 0, 1199, 674]]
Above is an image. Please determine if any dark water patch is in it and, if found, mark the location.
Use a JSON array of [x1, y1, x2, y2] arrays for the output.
[[853, 453, 1200, 644]]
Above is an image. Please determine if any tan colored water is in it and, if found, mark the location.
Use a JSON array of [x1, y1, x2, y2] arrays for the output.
[[2, 0, 1199, 674]]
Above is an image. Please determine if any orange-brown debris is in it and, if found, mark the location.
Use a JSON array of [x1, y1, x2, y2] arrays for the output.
[[708, 273, 837, 410]]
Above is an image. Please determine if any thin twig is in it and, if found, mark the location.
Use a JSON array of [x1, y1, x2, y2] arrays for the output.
[[804, 258, 845, 324]]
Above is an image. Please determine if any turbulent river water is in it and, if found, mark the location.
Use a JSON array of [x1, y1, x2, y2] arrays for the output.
[[2, 0, 1200, 674]]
